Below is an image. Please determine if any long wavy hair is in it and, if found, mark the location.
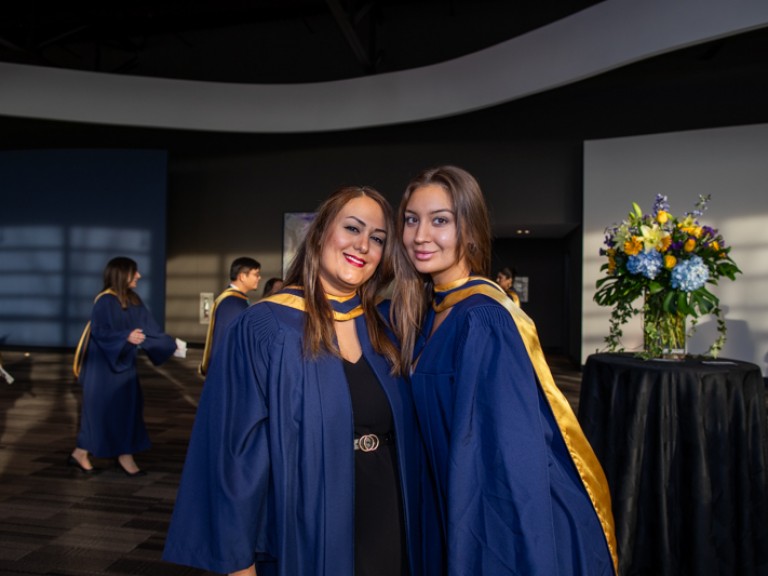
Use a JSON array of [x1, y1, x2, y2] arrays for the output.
[[284, 186, 401, 372], [390, 165, 492, 371], [103, 256, 142, 308]]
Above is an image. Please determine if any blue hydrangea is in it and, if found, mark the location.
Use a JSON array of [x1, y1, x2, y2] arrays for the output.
[[671, 255, 710, 292], [627, 250, 663, 279]]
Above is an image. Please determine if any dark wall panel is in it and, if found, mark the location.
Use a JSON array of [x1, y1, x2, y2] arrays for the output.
[[492, 237, 572, 355], [0, 149, 168, 348]]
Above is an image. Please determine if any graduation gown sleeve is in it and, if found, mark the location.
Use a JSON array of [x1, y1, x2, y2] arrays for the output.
[[450, 305, 561, 574], [163, 304, 275, 574], [132, 302, 177, 366]]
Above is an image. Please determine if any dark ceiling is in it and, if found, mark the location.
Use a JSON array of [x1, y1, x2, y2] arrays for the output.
[[1, 2, 768, 152], [0, 1, 604, 84]]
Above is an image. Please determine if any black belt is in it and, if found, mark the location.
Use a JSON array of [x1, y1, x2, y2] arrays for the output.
[[354, 432, 394, 452]]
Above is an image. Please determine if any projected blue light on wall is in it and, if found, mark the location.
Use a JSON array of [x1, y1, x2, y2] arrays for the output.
[[0, 150, 167, 349]]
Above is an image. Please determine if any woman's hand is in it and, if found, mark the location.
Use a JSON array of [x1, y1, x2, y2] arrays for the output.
[[127, 328, 146, 345], [229, 565, 257, 576]]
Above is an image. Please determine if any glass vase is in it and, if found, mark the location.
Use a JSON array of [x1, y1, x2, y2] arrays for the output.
[[643, 296, 687, 360]]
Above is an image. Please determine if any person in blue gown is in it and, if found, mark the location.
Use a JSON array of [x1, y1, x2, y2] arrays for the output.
[[199, 256, 261, 375], [390, 166, 619, 575], [261, 277, 284, 299], [69, 256, 179, 476], [496, 266, 521, 306], [163, 186, 440, 576]]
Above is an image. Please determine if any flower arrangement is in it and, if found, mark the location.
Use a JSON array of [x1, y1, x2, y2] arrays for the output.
[[594, 194, 741, 359]]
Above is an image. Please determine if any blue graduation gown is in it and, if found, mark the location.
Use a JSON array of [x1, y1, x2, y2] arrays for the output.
[[76, 293, 176, 457], [200, 288, 250, 375], [411, 278, 616, 576], [210, 290, 249, 354], [163, 296, 441, 576]]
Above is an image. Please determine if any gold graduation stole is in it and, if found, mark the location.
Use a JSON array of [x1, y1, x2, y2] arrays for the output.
[[433, 276, 619, 573], [265, 286, 364, 321], [199, 288, 250, 375], [72, 289, 118, 379], [506, 288, 521, 307]]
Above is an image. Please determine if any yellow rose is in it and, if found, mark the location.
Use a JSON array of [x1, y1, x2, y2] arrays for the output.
[[664, 254, 677, 269], [656, 210, 669, 224], [684, 238, 697, 252], [711, 241, 720, 251]]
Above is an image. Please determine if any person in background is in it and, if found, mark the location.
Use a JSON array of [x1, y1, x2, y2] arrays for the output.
[[391, 165, 617, 575], [261, 276, 284, 298], [496, 265, 521, 306], [163, 186, 438, 576], [199, 257, 261, 376], [70, 256, 184, 476]]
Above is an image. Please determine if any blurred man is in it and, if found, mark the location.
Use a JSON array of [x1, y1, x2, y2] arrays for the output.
[[199, 257, 261, 375]]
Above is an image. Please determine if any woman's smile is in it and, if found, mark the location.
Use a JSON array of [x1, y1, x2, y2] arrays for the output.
[[344, 252, 366, 268]]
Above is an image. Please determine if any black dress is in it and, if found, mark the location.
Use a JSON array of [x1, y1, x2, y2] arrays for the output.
[[343, 356, 409, 576]]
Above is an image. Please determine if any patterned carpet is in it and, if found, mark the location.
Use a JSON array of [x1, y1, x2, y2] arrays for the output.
[[0, 349, 582, 576]]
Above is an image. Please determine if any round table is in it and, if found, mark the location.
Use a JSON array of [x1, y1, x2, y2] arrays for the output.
[[579, 353, 768, 576]]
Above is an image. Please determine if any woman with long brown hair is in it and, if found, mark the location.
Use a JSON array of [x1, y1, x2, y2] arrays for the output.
[[164, 186, 438, 576], [391, 165, 618, 575], [70, 256, 179, 476]]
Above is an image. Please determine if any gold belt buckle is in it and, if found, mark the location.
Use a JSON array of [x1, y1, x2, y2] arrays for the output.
[[355, 433, 380, 452]]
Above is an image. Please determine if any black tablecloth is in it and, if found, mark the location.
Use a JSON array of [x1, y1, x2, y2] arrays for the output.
[[579, 353, 768, 576]]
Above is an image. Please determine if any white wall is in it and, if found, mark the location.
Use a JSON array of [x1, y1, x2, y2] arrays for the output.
[[583, 123, 768, 374]]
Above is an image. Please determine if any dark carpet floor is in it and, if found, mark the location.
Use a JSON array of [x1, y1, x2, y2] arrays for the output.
[[0, 349, 582, 576]]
